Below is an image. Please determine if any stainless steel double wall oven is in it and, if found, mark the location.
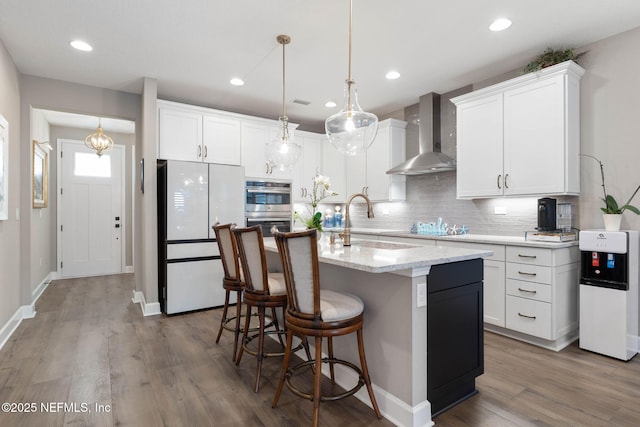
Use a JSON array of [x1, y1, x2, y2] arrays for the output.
[[245, 179, 292, 236]]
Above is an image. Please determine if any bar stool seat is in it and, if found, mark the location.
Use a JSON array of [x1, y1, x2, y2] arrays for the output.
[[273, 229, 382, 427], [318, 290, 363, 321]]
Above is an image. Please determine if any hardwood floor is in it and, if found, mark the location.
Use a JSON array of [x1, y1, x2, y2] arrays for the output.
[[0, 274, 390, 427], [0, 274, 638, 426]]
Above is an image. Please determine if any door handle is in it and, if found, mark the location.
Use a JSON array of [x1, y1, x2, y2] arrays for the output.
[[197, 145, 202, 158], [204, 145, 208, 158], [504, 173, 509, 189], [497, 174, 502, 189]]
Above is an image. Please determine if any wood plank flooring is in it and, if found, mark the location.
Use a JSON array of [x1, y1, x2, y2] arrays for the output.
[[0, 273, 638, 426]]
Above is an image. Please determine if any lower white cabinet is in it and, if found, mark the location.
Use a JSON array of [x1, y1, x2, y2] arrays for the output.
[[436, 241, 506, 327], [436, 239, 579, 350], [503, 246, 579, 349]]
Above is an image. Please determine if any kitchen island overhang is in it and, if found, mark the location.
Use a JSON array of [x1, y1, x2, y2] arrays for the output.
[[263, 237, 492, 427]]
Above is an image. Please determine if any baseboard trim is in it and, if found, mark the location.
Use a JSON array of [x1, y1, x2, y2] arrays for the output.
[[290, 345, 434, 427], [485, 324, 579, 352], [131, 290, 162, 317]]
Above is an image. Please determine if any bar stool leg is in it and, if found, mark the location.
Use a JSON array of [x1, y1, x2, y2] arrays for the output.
[[327, 336, 335, 383], [312, 336, 323, 427], [236, 304, 252, 366], [357, 328, 382, 419], [270, 307, 286, 347], [216, 289, 231, 344], [232, 290, 242, 362], [254, 306, 266, 393], [272, 329, 294, 408]]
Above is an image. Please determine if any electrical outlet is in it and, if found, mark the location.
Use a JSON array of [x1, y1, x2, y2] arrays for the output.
[[494, 206, 507, 215], [417, 282, 426, 307]]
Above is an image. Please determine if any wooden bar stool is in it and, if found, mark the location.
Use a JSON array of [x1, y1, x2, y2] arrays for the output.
[[272, 229, 382, 426], [232, 225, 290, 393], [212, 223, 246, 362]]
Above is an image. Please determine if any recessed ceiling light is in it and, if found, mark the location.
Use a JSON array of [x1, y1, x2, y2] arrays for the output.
[[325, 101, 337, 108], [385, 71, 401, 80], [70, 40, 93, 52], [230, 78, 245, 86], [489, 18, 512, 32]]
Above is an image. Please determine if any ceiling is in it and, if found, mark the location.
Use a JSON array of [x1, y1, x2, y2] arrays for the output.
[[3, 0, 640, 132]]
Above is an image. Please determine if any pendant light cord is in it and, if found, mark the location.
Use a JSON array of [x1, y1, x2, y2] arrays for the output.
[[346, 0, 354, 109], [282, 38, 286, 119]]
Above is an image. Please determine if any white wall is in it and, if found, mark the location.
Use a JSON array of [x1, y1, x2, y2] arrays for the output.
[[0, 39, 22, 328]]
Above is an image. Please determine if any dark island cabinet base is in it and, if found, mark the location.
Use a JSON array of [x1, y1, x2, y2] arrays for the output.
[[427, 258, 484, 417]]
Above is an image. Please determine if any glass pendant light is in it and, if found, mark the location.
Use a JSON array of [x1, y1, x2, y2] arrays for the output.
[[265, 34, 301, 171], [325, 0, 378, 156], [84, 118, 114, 157]]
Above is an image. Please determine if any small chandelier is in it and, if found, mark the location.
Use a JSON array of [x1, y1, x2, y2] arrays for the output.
[[325, 0, 378, 156], [265, 34, 301, 171], [85, 118, 114, 157]]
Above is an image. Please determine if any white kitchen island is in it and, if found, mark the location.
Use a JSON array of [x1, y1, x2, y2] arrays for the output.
[[263, 236, 492, 427]]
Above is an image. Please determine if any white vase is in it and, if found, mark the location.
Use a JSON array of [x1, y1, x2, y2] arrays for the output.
[[602, 213, 622, 231]]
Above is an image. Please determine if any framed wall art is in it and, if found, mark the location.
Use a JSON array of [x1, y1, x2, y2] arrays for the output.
[[32, 139, 48, 208], [0, 114, 8, 220]]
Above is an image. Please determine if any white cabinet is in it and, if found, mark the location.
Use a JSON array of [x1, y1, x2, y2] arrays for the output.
[[241, 121, 294, 179], [436, 240, 506, 327], [504, 245, 579, 348], [158, 100, 241, 165], [345, 119, 407, 202], [292, 130, 324, 202], [452, 61, 584, 199], [158, 105, 203, 162], [203, 114, 241, 165], [321, 143, 346, 203]]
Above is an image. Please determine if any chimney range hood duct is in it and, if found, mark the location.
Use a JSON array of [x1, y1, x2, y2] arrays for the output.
[[386, 92, 456, 175]]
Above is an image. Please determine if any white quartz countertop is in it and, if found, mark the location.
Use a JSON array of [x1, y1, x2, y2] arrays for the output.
[[339, 228, 579, 249], [263, 237, 492, 274]]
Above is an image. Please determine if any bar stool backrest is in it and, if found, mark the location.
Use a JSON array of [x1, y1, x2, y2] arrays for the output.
[[275, 229, 321, 320], [213, 223, 241, 282], [233, 225, 270, 294]]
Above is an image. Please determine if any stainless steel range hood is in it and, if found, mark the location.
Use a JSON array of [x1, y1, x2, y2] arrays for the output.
[[386, 92, 456, 175]]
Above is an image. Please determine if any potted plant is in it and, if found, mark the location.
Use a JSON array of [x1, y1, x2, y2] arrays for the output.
[[293, 170, 337, 232], [583, 154, 640, 230], [523, 47, 585, 73]]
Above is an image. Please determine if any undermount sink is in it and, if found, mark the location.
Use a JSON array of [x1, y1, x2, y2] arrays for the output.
[[349, 240, 420, 250]]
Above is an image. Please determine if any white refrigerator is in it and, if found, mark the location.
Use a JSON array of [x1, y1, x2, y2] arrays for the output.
[[158, 160, 245, 314]]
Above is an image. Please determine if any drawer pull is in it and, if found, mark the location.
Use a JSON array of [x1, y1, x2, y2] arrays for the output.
[[518, 287, 537, 294], [518, 271, 537, 276], [518, 254, 537, 259], [518, 312, 536, 320]]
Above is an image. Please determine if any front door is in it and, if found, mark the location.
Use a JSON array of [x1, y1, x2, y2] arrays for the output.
[[59, 140, 124, 278]]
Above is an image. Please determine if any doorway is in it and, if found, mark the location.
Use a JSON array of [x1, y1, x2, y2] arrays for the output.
[[58, 139, 125, 278]]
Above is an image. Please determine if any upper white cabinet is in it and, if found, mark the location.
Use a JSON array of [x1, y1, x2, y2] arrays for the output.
[[240, 120, 294, 179], [321, 143, 346, 204], [158, 100, 241, 165], [452, 61, 584, 199], [292, 130, 324, 203], [345, 118, 407, 202], [203, 114, 241, 165]]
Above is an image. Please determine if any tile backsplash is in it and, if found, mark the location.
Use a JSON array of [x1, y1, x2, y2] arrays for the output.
[[328, 171, 579, 237]]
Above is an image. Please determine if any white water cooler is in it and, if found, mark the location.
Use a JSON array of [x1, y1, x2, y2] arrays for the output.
[[579, 230, 639, 361]]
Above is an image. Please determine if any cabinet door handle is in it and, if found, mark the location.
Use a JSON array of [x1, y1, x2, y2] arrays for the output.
[[518, 271, 537, 276], [518, 287, 537, 294], [518, 254, 537, 259], [504, 173, 509, 189], [301, 188, 305, 197], [497, 174, 502, 189], [518, 312, 536, 320], [204, 145, 208, 158], [197, 145, 202, 158]]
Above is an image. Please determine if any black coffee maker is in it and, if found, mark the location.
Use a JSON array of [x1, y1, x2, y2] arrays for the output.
[[537, 198, 557, 231]]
